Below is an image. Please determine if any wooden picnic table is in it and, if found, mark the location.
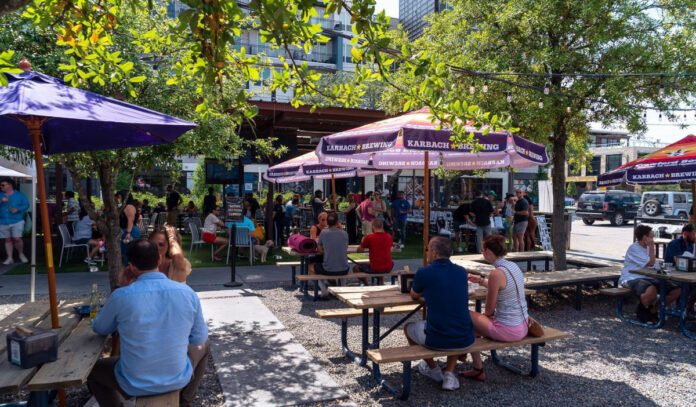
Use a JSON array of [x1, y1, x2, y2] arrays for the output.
[[0, 300, 106, 406], [654, 238, 672, 258], [328, 285, 489, 367], [632, 268, 696, 339]]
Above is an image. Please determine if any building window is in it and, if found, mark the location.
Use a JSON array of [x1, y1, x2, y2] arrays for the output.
[[586, 156, 601, 176], [606, 154, 622, 171]]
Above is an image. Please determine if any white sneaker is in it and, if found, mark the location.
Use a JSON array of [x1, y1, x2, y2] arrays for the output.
[[416, 360, 443, 382], [2, 258, 13, 265], [442, 371, 460, 390], [457, 246, 463, 253], [19, 254, 28, 263], [399, 244, 405, 249], [318, 280, 329, 298]]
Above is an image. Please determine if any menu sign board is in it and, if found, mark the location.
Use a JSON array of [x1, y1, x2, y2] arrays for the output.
[[225, 196, 244, 223]]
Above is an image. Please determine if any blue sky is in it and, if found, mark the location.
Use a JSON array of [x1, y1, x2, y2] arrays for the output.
[[375, 0, 399, 17]]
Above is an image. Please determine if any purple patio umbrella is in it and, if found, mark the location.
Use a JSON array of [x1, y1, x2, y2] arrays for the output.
[[0, 61, 196, 328]]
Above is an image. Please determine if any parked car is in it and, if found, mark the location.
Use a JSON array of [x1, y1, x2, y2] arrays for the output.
[[576, 190, 641, 226], [637, 191, 692, 220]]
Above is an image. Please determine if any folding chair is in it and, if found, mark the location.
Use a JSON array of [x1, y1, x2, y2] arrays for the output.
[[58, 224, 90, 267]]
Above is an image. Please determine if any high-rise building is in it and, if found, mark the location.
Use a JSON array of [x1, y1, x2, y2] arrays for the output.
[[399, 0, 445, 41]]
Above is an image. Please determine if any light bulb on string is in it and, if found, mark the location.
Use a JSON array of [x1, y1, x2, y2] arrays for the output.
[[643, 111, 647, 119], [566, 105, 571, 113], [469, 80, 475, 94], [600, 84, 606, 96], [658, 112, 663, 121], [538, 98, 544, 108], [659, 82, 665, 96], [482, 80, 488, 93], [543, 82, 550, 95], [506, 91, 512, 103]]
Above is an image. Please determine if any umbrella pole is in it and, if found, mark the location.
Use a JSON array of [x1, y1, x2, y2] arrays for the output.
[[691, 181, 696, 228], [331, 174, 337, 211], [423, 152, 430, 266], [27, 118, 59, 329], [31, 175, 36, 302]]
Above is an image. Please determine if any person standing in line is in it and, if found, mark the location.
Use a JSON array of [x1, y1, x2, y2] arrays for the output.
[[284, 195, 298, 238], [524, 199, 538, 251], [503, 193, 516, 250], [512, 189, 529, 252], [272, 195, 285, 248], [342, 194, 359, 244], [311, 190, 328, 224], [202, 187, 217, 217], [358, 191, 376, 237], [452, 200, 471, 253], [469, 190, 494, 253], [392, 191, 412, 249], [141, 199, 152, 218], [65, 190, 80, 224], [244, 193, 260, 219], [165, 184, 183, 227]]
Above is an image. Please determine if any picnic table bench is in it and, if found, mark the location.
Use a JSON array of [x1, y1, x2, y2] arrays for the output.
[[0, 300, 106, 406], [367, 327, 569, 400], [602, 268, 696, 339]]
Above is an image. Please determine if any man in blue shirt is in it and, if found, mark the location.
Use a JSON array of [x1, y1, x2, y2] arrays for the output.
[[392, 191, 411, 248], [88, 240, 209, 406], [0, 178, 29, 265], [403, 236, 475, 391], [664, 224, 695, 265]]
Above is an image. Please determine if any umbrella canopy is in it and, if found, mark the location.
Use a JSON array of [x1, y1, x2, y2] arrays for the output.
[[264, 151, 391, 183], [316, 107, 548, 169], [0, 67, 196, 329], [598, 135, 696, 186], [0, 71, 196, 154]]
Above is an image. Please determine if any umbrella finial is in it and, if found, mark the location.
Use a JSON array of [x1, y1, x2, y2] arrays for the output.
[[18, 58, 32, 72]]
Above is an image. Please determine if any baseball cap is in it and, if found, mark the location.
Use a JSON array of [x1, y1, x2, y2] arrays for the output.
[[488, 190, 498, 198], [682, 224, 694, 233]]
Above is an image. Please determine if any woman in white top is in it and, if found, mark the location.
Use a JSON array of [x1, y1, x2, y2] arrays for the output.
[[202, 206, 228, 261], [462, 234, 529, 381]]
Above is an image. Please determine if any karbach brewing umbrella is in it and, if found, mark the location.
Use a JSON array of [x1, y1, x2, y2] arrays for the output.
[[264, 151, 392, 210], [598, 134, 696, 224], [0, 61, 196, 329], [316, 107, 548, 264]]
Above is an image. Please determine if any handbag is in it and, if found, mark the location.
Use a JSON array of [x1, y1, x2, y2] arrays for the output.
[[499, 264, 544, 337]]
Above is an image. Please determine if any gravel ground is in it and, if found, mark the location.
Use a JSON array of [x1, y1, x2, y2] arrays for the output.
[[1, 284, 695, 406], [257, 282, 696, 407]]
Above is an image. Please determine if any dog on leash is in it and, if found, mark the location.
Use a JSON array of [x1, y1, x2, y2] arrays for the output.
[[254, 240, 274, 262]]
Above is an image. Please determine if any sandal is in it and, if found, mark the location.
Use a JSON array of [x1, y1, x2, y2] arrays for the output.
[[459, 366, 486, 381]]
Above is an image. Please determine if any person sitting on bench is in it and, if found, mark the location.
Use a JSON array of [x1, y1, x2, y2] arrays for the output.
[[664, 224, 695, 264], [463, 234, 530, 381], [309, 212, 349, 298], [621, 225, 681, 324], [88, 240, 209, 406], [403, 236, 475, 391], [354, 218, 394, 285]]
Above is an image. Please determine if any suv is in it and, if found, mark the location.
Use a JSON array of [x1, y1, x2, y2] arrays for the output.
[[576, 190, 641, 226], [637, 191, 692, 220]]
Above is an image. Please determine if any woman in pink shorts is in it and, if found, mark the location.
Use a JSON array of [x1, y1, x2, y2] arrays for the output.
[[460, 234, 529, 381]]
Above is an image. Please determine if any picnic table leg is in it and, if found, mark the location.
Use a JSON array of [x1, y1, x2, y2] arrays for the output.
[[678, 283, 696, 339], [616, 294, 663, 329], [545, 258, 550, 271], [490, 343, 545, 377], [291, 265, 296, 287], [475, 299, 482, 313], [575, 284, 582, 311], [527, 260, 532, 272], [26, 390, 56, 407], [372, 360, 412, 401], [341, 309, 369, 366]]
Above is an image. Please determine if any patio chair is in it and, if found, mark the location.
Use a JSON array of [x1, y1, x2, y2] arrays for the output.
[[189, 216, 203, 235], [226, 226, 253, 265], [58, 224, 90, 267], [189, 222, 210, 259]]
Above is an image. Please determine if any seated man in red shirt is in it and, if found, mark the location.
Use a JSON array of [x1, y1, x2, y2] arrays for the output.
[[354, 218, 394, 285]]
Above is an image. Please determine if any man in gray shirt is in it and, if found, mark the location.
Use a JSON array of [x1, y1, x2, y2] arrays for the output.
[[311, 212, 349, 297]]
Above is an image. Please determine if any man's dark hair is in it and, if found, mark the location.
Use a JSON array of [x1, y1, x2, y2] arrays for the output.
[[366, 191, 373, 199], [126, 239, 160, 271], [143, 199, 149, 205], [327, 212, 339, 226], [65, 191, 75, 199], [683, 224, 694, 234], [397, 190, 404, 195], [429, 236, 452, 258], [0, 178, 15, 190], [635, 225, 653, 241], [208, 187, 214, 194], [315, 190, 323, 197], [474, 190, 483, 197]]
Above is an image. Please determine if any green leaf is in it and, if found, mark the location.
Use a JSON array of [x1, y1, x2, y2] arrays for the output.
[[129, 76, 147, 83]]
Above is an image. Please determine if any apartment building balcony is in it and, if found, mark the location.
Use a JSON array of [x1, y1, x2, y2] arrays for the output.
[[234, 42, 337, 65]]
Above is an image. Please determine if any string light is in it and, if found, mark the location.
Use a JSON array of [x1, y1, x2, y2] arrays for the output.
[[469, 80, 475, 94], [658, 112, 663, 121], [543, 82, 550, 95], [482, 80, 488, 93], [538, 98, 544, 108], [643, 111, 647, 119], [506, 91, 512, 103], [659, 82, 665, 96], [600, 84, 606, 96], [566, 105, 571, 113]]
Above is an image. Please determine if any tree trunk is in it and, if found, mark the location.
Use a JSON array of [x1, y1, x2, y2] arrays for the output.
[[550, 123, 568, 271]]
